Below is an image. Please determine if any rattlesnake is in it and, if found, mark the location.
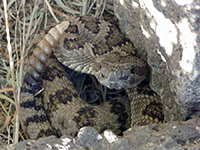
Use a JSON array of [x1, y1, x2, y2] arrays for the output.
[[20, 15, 164, 139]]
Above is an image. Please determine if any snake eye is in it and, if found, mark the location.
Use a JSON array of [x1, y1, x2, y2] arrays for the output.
[[99, 73, 105, 78]]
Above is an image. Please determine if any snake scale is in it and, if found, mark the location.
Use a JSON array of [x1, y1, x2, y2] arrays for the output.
[[20, 15, 164, 139]]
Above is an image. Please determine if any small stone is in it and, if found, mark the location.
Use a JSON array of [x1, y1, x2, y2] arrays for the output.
[[76, 127, 102, 148], [103, 130, 118, 143]]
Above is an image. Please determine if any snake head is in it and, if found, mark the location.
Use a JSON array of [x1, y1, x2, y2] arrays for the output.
[[92, 52, 149, 90]]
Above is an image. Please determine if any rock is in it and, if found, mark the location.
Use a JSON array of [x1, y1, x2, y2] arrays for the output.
[[123, 118, 200, 149], [75, 127, 103, 148], [114, 0, 200, 121], [10, 136, 74, 150], [2, 119, 200, 149]]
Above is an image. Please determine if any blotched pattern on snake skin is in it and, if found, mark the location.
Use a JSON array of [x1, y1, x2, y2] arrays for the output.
[[20, 16, 164, 139]]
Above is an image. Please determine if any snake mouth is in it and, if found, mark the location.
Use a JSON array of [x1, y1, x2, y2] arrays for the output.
[[107, 82, 122, 90], [106, 79, 144, 90]]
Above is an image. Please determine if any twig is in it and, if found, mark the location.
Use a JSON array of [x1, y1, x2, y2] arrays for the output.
[[82, 0, 88, 15], [95, 0, 106, 17], [87, 0, 97, 14], [3, 0, 19, 144], [0, 94, 15, 106], [100, 0, 106, 17], [52, 8, 71, 19], [54, 0, 80, 14], [0, 115, 11, 133], [44, 0, 60, 23], [0, 101, 25, 140], [0, 87, 13, 93]]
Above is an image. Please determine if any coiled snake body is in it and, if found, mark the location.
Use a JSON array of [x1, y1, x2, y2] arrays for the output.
[[20, 16, 164, 139]]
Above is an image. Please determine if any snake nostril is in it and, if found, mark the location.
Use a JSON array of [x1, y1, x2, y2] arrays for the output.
[[130, 68, 135, 74]]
